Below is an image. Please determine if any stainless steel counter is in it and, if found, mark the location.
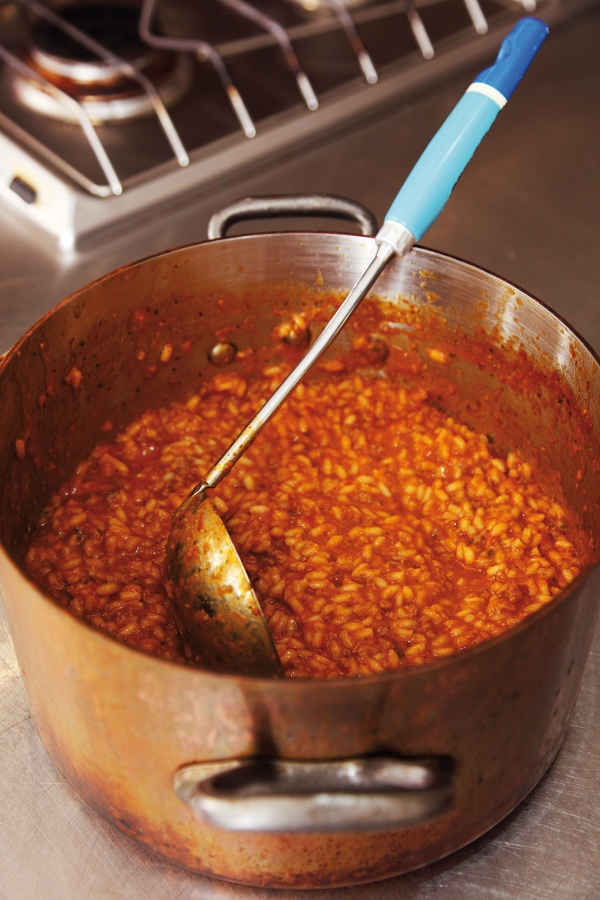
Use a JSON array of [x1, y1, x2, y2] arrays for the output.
[[1, 8, 599, 898]]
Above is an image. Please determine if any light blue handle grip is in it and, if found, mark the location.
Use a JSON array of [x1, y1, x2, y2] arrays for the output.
[[384, 17, 549, 242]]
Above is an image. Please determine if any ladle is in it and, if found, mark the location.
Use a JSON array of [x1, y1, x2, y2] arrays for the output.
[[165, 17, 549, 677]]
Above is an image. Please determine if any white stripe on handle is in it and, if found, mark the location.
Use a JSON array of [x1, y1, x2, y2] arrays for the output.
[[467, 82, 507, 108]]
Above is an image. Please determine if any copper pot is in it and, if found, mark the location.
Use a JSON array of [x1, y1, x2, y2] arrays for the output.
[[0, 199, 599, 889]]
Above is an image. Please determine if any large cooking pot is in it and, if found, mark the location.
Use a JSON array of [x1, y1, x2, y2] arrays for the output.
[[0, 197, 599, 889]]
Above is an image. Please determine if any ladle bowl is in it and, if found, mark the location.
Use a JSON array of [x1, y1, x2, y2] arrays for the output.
[[167, 488, 283, 677]]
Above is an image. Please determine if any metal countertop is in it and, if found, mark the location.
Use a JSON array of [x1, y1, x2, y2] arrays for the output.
[[1, 8, 599, 899]]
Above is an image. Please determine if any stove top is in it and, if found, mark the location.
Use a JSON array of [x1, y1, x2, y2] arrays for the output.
[[0, 0, 592, 250]]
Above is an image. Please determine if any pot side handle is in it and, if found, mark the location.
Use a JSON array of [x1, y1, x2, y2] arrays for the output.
[[174, 755, 453, 833], [207, 194, 378, 241]]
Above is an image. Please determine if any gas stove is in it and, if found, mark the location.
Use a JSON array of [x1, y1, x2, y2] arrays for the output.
[[0, 0, 593, 251]]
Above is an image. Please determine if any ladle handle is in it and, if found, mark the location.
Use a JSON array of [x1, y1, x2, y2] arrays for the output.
[[201, 239, 396, 492], [198, 17, 548, 494]]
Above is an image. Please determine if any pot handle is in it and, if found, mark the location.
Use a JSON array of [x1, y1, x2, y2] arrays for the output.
[[174, 755, 453, 833], [207, 194, 378, 241]]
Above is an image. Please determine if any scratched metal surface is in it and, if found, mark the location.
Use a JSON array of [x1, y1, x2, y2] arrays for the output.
[[1, 8, 599, 898]]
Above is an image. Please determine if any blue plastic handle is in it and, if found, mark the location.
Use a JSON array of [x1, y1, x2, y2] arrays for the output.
[[475, 17, 549, 101], [384, 17, 549, 242]]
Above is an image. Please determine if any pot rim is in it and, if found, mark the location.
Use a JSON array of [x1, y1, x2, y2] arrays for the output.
[[2, 235, 599, 371]]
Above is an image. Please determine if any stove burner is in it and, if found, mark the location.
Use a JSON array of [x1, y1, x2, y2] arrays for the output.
[[12, 2, 191, 124]]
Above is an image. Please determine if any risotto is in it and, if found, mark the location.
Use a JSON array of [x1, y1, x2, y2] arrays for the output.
[[24, 349, 583, 678]]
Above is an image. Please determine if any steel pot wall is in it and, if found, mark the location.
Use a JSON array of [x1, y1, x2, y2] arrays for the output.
[[0, 233, 598, 889]]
